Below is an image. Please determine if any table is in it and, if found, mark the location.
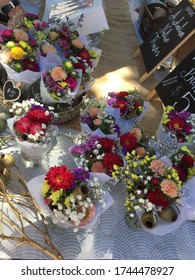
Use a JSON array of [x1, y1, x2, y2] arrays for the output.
[[1, 126, 195, 260]]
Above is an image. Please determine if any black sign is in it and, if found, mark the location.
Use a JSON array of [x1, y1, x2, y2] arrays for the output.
[[155, 49, 195, 113], [3, 80, 21, 102], [140, 0, 195, 73]]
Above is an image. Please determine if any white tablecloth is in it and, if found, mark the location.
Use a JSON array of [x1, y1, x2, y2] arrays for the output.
[[1, 127, 195, 260]]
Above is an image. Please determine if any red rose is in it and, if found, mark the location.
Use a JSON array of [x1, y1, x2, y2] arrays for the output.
[[74, 62, 86, 73], [147, 188, 170, 207], [174, 165, 188, 182], [150, 177, 159, 186], [78, 48, 91, 61], [120, 132, 137, 152], [181, 154, 194, 167], [134, 101, 141, 108]]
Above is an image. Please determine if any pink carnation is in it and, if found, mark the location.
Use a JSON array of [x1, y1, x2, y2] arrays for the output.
[[160, 179, 178, 198], [51, 66, 68, 82], [149, 159, 166, 176]]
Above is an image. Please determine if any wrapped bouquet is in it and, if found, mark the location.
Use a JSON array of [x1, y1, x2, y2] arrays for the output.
[[39, 165, 114, 231]]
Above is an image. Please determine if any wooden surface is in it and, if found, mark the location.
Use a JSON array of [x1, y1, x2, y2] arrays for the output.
[[65, 0, 163, 135]]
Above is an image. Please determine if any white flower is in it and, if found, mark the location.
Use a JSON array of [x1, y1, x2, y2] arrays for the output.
[[137, 190, 141, 194], [130, 213, 134, 217]]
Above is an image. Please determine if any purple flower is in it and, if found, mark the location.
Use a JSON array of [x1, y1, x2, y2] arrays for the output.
[[70, 145, 84, 156], [73, 168, 90, 184]]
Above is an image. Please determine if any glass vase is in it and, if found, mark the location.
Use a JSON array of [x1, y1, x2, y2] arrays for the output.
[[16, 138, 53, 167]]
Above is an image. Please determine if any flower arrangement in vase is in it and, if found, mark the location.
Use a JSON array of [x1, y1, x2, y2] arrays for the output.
[[69, 133, 123, 177], [7, 98, 59, 166], [112, 148, 194, 231], [80, 97, 120, 137], [40, 165, 113, 231], [0, 26, 41, 87], [157, 105, 195, 145]]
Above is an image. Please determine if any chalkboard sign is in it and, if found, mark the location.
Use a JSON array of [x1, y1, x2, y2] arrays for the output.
[[155, 49, 195, 113], [3, 80, 21, 102], [140, 0, 195, 73]]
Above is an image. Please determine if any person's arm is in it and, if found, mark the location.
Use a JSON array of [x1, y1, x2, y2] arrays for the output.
[[0, 0, 25, 28]]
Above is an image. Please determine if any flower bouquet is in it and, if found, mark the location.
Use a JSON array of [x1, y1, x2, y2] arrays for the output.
[[27, 165, 114, 232], [40, 58, 82, 104], [156, 106, 195, 150], [112, 149, 194, 234], [106, 89, 145, 119], [0, 25, 41, 87], [105, 90, 150, 134], [69, 133, 123, 178], [7, 98, 59, 166], [80, 97, 120, 138]]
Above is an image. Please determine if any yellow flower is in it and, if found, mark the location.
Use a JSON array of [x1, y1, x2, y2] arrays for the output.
[[41, 180, 50, 196], [10, 47, 26, 60], [64, 194, 74, 207], [49, 189, 63, 205], [89, 50, 98, 59], [58, 81, 67, 87], [49, 31, 59, 40]]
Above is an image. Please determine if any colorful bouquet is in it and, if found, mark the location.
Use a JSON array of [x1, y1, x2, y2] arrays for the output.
[[0, 25, 41, 87], [106, 90, 144, 119], [157, 106, 195, 144], [7, 99, 59, 165], [113, 151, 187, 229], [0, 27, 40, 73], [40, 59, 81, 104], [69, 133, 123, 177], [8, 98, 59, 143], [41, 165, 113, 231], [80, 97, 120, 137]]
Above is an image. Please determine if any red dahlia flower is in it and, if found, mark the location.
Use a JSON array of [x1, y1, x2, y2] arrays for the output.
[[45, 166, 75, 191], [120, 132, 137, 152], [167, 117, 185, 132]]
